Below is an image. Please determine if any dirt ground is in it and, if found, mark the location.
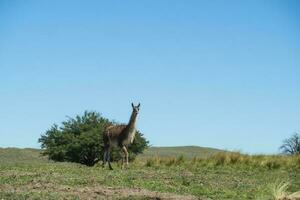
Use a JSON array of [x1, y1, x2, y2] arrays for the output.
[[0, 183, 207, 200]]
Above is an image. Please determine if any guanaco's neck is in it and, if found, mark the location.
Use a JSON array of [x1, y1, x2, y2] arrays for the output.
[[127, 111, 137, 132]]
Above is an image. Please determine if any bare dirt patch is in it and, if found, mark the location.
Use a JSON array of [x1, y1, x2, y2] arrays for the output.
[[0, 183, 207, 200]]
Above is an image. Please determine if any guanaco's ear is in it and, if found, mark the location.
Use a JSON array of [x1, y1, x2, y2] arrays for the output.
[[137, 103, 140, 108], [131, 103, 134, 108]]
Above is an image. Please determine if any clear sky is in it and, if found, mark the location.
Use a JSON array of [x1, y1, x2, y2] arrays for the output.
[[0, 0, 299, 154]]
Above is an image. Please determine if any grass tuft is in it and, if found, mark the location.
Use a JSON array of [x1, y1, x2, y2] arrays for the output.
[[267, 180, 300, 200]]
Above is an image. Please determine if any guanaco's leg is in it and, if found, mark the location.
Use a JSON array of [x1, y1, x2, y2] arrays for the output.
[[121, 147, 125, 169], [102, 145, 109, 167], [122, 146, 129, 168], [107, 146, 113, 170]]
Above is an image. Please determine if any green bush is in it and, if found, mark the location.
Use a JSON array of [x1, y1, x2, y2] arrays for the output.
[[39, 111, 148, 166]]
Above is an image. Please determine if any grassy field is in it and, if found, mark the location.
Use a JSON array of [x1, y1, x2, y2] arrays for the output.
[[140, 146, 223, 159], [0, 147, 300, 200]]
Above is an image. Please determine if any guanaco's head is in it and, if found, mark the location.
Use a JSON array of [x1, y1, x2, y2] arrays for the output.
[[131, 103, 140, 115]]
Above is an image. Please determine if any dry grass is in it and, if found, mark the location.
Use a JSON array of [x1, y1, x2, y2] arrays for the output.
[[270, 181, 300, 200], [203, 152, 299, 169], [144, 152, 300, 169]]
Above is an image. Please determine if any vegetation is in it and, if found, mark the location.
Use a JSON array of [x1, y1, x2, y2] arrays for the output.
[[38, 111, 148, 166], [0, 147, 299, 200], [144, 151, 300, 170], [269, 181, 300, 200], [141, 146, 223, 159], [280, 133, 300, 155]]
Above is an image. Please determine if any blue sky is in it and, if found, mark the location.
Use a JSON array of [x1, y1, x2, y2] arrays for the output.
[[0, 0, 299, 154]]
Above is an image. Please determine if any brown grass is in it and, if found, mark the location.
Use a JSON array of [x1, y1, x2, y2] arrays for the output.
[[270, 181, 300, 200], [144, 152, 300, 169]]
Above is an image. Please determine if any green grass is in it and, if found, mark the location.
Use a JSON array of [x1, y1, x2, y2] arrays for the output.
[[0, 147, 300, 200], [140, 146, 224, 159], [0, 148, 48, 163]]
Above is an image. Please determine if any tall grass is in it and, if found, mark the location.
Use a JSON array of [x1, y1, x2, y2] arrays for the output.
[[269, 181, 300, 200], [144, 152, 300, 169]]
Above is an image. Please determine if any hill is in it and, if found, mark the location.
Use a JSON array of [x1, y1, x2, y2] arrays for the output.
[[0, 146, 223, 164], [0, 147, 47, 164], [140, 146, 224, 159]]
